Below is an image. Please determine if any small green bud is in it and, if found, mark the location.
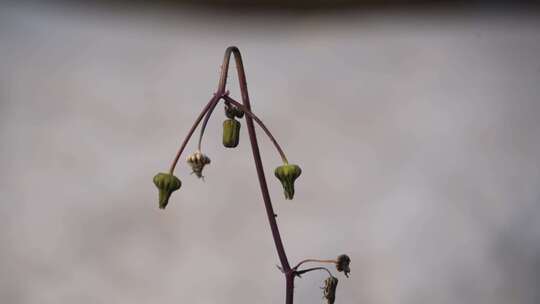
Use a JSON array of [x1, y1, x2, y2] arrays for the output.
[[322, 276, 339, 304], [274, 164, 302, 199], [336, 254, 351, 278], [222, 118, 241, 148], [153, 172, 181, 209], [186, 151, 211, 178]]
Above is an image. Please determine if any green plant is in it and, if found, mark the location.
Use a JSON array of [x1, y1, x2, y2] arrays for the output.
[[153, 46, 350, 304]]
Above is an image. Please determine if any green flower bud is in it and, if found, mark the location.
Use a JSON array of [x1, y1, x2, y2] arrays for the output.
[[222, 118, 241, 148], [274, 164, 302, 200], [187, 151, 211, 178], [322, 276, 339, 304], [153, 172, 181, 209], [336, 254, 351, 277]]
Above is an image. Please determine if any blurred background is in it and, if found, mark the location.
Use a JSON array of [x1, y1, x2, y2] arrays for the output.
[[1, 1, 540, 304]]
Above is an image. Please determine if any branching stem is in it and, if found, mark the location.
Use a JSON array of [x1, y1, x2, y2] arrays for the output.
[[222, 95, 289, 164], [169, 95, 218, 174], [219, 46, 294, 304], [168, 46, 296, 304]]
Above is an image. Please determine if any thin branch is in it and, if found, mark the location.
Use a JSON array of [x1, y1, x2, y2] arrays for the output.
[[222, 95, 289, 164], [195, 41, 237, 153], [293, 258, 337, 270], [197, 97, 220, 151], [295, 267, 333, 278], [168, 95, 218, 174]]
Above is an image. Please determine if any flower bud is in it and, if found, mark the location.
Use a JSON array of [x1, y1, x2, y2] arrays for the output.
[[153, 172, 181, 209], [187, 151, 211, 178], [274, 164, 302, 199], [222, 118, 241, 148], [322, 276, 339, 304], [336, 254, 351, 277]]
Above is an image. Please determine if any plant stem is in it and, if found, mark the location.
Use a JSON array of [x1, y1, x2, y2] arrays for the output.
[[293, 258, 337, 270], [222, 95, 289, 164], [286, 272, 295, 304], [196, 94, 289, 164], [219, 46, 294, 304], [197, 97, 220, 151], [296, 266, 333, 277], [169, 95, 218, 174]]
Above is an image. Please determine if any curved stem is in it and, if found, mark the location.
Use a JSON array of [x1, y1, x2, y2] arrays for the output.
[[197, 97, 220, 151], [221, 46, 294, 303], [195, 42, 237, 154], [293, 258, 337, 270], [169, 95, 218, 174], [296, 267, 333, 277], [222, 95, 289, 164]]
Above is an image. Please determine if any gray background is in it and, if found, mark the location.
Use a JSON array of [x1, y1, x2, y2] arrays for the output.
[[1, 2, 540, 304]]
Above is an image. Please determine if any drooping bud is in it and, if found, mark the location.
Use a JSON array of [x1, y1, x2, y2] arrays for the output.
[[274, 164, 302, 199], [336, 254, 351, 278], [153, 172, 181, 209], [186, 151, 211, 178], [222, 118, 241, 148], [322, 276, 339, 304]]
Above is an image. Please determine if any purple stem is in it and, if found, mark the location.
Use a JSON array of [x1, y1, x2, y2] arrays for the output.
[[169, 95, 218, 174], [222, 95, 289, 164], [168, 46, 296, 304], [219, 46, 295, 304]]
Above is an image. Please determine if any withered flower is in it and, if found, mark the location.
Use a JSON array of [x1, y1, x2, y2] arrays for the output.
[[322, 276, 339, 304], [336, 254, 351, 278], [186, 151, 211, 178]]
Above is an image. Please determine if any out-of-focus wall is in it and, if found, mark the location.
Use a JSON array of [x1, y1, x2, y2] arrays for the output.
[[1, 2, 540, 304]]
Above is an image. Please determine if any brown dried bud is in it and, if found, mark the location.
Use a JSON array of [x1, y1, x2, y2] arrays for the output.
[[336, 254, 351, 278], [322, 276, 338, 304], [224, 103, 244, 119]]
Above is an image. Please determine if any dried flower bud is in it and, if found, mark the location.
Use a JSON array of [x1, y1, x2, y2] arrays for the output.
[[322, 276, 339, 304], [274, 164, 302, 199], [234, 108, 244, 118], [224, 103, 244, 119], [222, 118, 241, 148], [153, 172, 181, 209], [186, 151, 211, 178], [336, 254, 351, 277]]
